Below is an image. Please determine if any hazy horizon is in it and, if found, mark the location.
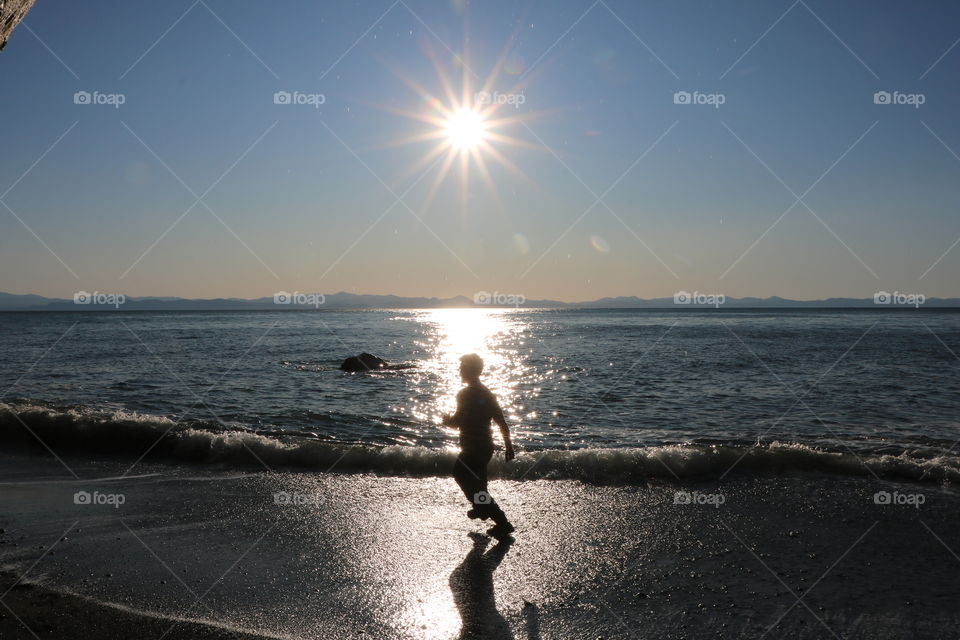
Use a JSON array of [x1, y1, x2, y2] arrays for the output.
[[3, 288, 958, 308], [3, 0, 959, 301]]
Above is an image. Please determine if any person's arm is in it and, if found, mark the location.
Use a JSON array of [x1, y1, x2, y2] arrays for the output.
[[442, 390, 464, 427], [492, 402, 515, 461]]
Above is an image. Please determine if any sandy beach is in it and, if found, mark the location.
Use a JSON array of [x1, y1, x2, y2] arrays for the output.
[[1, 452, 958, 639], [0, 573, 266, 640]]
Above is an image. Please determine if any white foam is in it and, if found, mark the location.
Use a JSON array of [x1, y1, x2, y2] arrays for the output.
[[2, 401, 958, 484]]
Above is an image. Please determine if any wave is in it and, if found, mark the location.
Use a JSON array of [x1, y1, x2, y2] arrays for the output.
[[1, 401, 958, 484]]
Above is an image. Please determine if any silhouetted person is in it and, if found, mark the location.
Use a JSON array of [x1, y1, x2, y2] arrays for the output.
[[443, 353, 516, 540], [449, 532, 514, 639]]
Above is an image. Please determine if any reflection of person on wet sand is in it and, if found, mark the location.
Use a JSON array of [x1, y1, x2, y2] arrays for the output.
[[442, 353, 516, 541], [450, 532, 514, 640]]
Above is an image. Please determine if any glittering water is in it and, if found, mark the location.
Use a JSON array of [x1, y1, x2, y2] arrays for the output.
[[1, 309, 958, 455]]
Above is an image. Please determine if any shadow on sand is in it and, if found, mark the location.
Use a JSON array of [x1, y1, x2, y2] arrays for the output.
[[449, 532, 540, 640]]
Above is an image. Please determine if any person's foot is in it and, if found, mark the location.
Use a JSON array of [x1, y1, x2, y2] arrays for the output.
[[487, 522, 515, 541]]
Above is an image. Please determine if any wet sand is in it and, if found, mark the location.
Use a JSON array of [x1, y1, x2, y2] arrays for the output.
[[0, 572, 268, 639], [1, 453, 959, 639]]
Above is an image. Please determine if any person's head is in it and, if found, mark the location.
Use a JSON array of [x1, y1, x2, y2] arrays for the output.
[[459, 353, 484, 382]]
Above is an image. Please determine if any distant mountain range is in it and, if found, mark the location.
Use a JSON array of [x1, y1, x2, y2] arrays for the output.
[[0, 291, 957, 310]]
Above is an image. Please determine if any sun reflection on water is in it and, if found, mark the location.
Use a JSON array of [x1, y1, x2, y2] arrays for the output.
[[401, 308, 535, 447]]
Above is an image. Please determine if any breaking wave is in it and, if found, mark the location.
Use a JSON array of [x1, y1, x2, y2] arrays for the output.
[[2, 401, 958, 484]]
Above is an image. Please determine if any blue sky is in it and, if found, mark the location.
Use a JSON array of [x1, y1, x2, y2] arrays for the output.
[[1, 0, 959, 301]]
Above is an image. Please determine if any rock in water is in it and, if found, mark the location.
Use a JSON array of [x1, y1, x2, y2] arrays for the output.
[[340, 352, 388, 372]]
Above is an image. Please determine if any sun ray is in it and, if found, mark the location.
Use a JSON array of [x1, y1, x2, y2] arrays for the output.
[[373, 103, 450, 129], [367, 128, 449, 151], [420, 146, 460, 214], [481, 130, 544, 153], [423, 43, 461, 112], [459, 141, 470, 210], [392, 139, 457, 187], [481, 142, 539, 191], [471, 145, 505, 213]]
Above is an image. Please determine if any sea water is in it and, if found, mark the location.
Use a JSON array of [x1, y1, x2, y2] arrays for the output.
[[1, 308, 958, 482]]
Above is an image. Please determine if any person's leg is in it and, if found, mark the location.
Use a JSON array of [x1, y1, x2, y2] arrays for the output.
[[453, 451, 482, 503], [453, 448, 509, 523], [486, 501, 510, 527], [472, 448, 510, 527]]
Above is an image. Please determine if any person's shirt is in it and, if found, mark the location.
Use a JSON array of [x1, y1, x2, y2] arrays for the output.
[[454, 382, 502, 450]]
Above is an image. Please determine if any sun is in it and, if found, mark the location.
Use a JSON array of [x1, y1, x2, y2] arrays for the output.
[[372, 38, 542, 212], [445, 107, 486, 151]]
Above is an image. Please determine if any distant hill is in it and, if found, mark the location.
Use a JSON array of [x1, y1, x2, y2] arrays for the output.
[[1, 291, 958, 311]]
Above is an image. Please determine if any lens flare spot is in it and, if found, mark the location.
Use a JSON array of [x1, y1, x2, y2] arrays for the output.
[[505, 52, 526, 75], [590, 235, 610, 253], [513, 233, 530, 255]]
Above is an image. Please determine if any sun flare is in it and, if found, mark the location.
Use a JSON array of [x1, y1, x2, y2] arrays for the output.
[[372, 38, 543, 212], [445, 107, 487, 151]]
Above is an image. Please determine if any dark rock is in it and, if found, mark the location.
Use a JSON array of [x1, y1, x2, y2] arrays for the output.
[[340, 352, 388, 372]]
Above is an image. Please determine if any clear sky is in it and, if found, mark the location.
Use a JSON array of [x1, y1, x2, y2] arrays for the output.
[[1, 0, 958, 301]]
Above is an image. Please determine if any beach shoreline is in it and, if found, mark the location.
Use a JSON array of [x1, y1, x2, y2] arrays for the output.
[[2, 451, 959, 639]]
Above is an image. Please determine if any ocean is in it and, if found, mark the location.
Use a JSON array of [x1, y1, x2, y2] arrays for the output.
[[1, 308, 958, 483]]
